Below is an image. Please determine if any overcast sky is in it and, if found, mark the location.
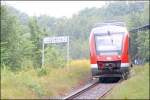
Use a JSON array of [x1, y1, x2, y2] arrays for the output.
[[2, 1, 106, 18]]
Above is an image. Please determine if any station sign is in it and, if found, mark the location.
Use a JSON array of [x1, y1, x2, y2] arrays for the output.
[[43, 36, 68, 44]]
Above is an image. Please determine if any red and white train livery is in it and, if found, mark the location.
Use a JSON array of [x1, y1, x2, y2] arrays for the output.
[[89, 21, 132, 79]]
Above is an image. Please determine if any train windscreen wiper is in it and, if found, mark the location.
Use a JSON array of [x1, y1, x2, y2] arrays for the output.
[[107, 31, 113, 45]]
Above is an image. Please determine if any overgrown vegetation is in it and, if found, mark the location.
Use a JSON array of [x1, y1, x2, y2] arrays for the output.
[[1, 1, 149, 70], [1, 60, 90, 99], [104, 63, 149, 99], [0, 1, 149, 99]]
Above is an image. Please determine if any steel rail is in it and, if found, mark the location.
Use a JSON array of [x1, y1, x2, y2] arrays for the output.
[[98, 79, 123, 99], [63, 80, 99, 99], [63, 79, 122, 99]]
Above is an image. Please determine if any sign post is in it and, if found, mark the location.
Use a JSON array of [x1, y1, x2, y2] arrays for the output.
[[42, 36, 69, 68], [42, 41, 45, 67], [67, 37, 69, 68]]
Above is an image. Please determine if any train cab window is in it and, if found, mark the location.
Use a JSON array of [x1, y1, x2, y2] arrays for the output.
[[95, 33, 124, 55]]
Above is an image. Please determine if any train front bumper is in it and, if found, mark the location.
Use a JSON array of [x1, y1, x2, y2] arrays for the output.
[[91, 63, 130, 77]]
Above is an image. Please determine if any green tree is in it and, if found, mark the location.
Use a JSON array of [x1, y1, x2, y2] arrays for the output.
[[28, 17, 45, 68], [136, 31, 149, 62], [1, 5, 24, 69]]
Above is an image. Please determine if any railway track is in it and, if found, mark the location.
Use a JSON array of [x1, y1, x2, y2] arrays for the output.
[[63, 78, 122, 99]]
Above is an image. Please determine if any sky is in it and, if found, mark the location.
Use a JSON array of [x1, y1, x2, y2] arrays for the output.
[[2, 1, 106, 18]]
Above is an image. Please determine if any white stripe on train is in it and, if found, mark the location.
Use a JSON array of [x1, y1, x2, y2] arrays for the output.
[[91, 63, 129, 68]]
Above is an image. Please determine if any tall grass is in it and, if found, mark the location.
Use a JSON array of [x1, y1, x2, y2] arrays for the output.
[[1, 59, 90, 99], [104, 63, 149, 99]]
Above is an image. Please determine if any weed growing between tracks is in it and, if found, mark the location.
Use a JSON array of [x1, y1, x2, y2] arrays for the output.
[[104, 63, 149, 99], [1, 59, 90, 99]]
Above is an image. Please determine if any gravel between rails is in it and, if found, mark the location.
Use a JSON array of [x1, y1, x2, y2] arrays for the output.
[[65, 77, 122, 99], [63, 78, 98, 99], [73, 83, 116, 99]]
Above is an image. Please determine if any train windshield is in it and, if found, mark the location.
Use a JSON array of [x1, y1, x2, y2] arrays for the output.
[[95, 33, 123, 55]]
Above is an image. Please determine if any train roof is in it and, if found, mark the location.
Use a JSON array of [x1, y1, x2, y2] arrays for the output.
[[92, 22, 127, 34], [93, 21, 126, 27]]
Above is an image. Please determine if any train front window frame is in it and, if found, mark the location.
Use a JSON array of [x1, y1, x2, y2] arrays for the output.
[[94, 32, 124, 55]]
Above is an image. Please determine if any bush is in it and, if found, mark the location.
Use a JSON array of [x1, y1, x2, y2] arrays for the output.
[[1, 59, 91, 99], [37, 68, 48, 77], [104, 63, 149, 99]]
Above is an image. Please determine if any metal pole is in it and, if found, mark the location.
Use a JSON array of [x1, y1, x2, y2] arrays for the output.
[[67, 36, 69, 69], [42, 41, 45, 68]]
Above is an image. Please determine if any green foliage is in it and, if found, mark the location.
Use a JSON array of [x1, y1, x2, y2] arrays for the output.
[[1, 1, 149, 69], [104, 64, 149, 99], [28, 17, 44, 68], [44, 46, 66, 68], [1, 5, 24, 70], [21, 76, 45, 97], [125, 2, 149, 62], [37, 67, 48, 77], [1, 1, 149, 99], [136, 31, 149, 62], [1, 60, 90, 99]]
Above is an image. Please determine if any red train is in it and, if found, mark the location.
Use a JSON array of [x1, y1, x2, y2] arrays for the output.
[[89, 21, 132, 80]]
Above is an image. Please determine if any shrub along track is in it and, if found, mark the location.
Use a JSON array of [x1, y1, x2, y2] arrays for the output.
[[63, 77, 122, 99]]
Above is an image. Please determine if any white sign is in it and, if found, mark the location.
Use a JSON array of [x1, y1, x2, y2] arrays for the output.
[[43, 36, 68, 44]]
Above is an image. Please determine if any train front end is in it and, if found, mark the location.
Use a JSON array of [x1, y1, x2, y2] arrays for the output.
[[89, 22, 131, 79]]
